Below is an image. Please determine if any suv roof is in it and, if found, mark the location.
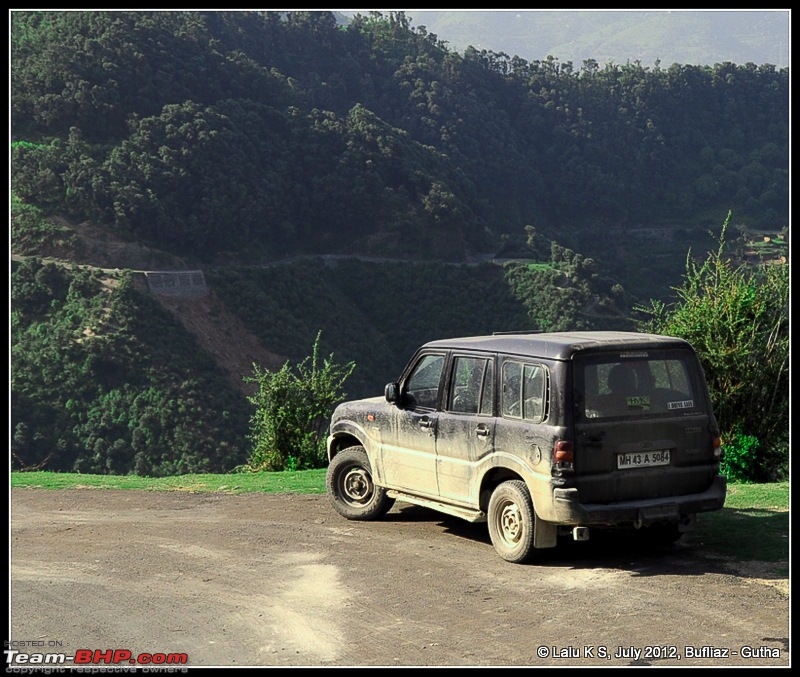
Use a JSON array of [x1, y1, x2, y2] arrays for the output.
[[422, 331, 692, 361]]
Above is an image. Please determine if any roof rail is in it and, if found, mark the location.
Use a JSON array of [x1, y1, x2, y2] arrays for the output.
[[492, 330, 544, 335]]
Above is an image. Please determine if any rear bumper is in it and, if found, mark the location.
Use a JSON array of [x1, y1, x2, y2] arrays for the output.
[[549, 475, 727, 526]]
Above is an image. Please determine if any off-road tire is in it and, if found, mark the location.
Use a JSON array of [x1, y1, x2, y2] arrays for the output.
[[326, 446, 395, 521], [487, 480, 536, 563]]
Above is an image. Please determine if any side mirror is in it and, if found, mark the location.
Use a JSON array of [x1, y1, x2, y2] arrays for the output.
[[385, 382, 399, 404]]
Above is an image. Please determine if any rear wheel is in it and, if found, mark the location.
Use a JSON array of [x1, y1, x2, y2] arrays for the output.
[[326, 446, 394, 520], [487, 480, 536, 563]]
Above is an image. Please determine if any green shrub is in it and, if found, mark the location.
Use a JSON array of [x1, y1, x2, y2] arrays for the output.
[[242, 332, 355, 472], [637, 212, 789, 482], [720, 429, 762, 483]]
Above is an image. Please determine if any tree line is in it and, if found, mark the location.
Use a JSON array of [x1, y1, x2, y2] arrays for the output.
[[11, 11, 788, 264]]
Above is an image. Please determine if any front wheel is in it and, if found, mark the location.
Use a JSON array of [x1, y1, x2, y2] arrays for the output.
[[487, 480, 536, 563], [326, 446, 395, 521]]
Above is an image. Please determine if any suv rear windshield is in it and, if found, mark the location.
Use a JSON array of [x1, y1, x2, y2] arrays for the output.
[[576, 349, 706, 420]]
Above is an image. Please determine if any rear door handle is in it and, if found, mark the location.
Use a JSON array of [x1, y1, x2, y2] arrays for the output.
[[476, 424, 490, 437], [419, 417, 432, 430]]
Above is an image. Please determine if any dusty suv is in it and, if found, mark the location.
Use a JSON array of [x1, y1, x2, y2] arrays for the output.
[[325, 331, 726, 563]]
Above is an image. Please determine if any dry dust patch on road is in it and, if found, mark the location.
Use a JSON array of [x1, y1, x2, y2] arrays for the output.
[[12, 559, 104, 584], [537, 566, 629, 590], [261, 552, 348, 663], [157, 542, 227, 561]]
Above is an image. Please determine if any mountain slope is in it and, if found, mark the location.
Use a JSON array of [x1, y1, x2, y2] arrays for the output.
[[359, 10, 791, 68]]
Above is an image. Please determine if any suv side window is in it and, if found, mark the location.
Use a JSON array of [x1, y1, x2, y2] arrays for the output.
[[502, 361, 547, 422], [404, 353, 446, 410], [448, 356, 494, 415]]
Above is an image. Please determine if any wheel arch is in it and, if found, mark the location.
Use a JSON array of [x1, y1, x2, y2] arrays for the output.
[[328, 432, 363, 460], [478, 467, 527, 514]]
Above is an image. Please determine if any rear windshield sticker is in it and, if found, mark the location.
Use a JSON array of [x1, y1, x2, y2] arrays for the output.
[[668, 400, 694, 410], [627, 396, 650, 410]]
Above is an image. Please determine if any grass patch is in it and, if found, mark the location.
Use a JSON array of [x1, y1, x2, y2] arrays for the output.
[[10, 469, 327, 494], [722, 481, 789, 510], [687, 481, 789, 569]]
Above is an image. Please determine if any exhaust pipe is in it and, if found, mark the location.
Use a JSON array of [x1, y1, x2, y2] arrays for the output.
[[572, 526, 590, 541]]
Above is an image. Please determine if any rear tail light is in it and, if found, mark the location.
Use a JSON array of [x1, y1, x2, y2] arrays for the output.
[[712, 436, 722, 459], [554, 440, 574, 462], [554, 440, 574, 470]]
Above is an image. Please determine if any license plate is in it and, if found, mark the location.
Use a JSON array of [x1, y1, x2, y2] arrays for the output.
[[617, 449, 671, 469]]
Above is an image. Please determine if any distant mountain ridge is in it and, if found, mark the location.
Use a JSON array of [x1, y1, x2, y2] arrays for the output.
[[338, 10, 790, 68]]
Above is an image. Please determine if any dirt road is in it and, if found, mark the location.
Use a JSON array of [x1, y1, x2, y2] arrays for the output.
[[10, 489, 789, 667]]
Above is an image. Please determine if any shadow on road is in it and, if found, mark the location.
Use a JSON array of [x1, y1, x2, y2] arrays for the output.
[[382, 503, 786, 581]]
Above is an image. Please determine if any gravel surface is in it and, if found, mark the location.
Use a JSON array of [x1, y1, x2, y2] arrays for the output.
[[10, 489, 790, 667]]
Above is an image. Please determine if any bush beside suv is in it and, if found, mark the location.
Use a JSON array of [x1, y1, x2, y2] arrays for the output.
[[325, 331, 727, 563]]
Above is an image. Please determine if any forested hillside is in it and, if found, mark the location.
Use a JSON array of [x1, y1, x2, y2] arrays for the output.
[[12, 11, 788, 262], [11, 258, 251, 475], [10, 11, 789, 476]]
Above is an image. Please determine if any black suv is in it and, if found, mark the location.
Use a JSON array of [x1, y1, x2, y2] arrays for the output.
[[325, 331, 727, 562]]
